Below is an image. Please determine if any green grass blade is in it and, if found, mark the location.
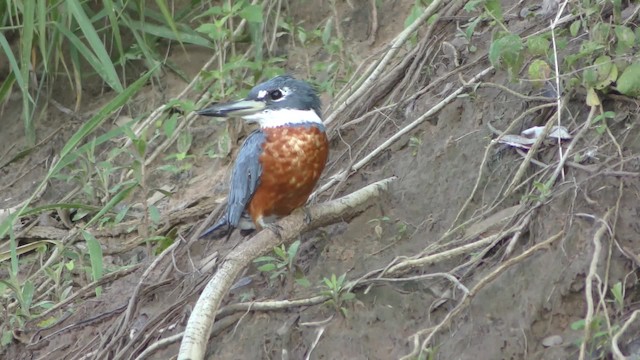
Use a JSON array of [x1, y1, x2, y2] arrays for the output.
[[0, 72, 16, 104], [84, 183, 137, 228], [81, 230, 103, 295], [36, 0, 47, 72], [65, 0, 123, 92], [21, 0, 35, 145], [102, 0, 124, 60], [118, 15, 158, 67], [55, 23, 109, 85], [154, 0, 184, 47], [0, 64, 159, 240], [128, 20, 210, 47]]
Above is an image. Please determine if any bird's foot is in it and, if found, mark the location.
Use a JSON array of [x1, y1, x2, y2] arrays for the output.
[[257, 216, 283, 238], [302, 207, 312, 224], [263, 222, 283, 239]]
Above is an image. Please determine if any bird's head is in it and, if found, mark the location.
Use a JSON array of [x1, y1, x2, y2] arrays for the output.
[[196, 75, 323, 128]]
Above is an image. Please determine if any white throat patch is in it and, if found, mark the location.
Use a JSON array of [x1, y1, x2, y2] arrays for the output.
[[243, 108, 323, 128]]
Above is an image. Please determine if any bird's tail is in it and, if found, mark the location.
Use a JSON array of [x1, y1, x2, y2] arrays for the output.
[[200, 218, 233, 239]]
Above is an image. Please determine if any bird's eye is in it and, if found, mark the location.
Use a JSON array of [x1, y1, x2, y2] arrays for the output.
[[269, 89, 283, 100]]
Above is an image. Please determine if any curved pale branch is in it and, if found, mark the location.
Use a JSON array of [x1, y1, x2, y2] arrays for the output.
[[177, 177, 396, 360]]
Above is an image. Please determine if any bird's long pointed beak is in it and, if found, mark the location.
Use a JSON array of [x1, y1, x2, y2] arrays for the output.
[[196, 99, 266, 117]]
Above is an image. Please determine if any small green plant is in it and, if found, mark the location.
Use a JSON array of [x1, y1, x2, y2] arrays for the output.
[[368, 216, 409, 241], [409, 136, 422, 157], [320, 273, 355, 317], [610, 281, 624, 313], [254, 240, 310, 287], [570, 316, 620, 357], [592, 111, 615, 135]]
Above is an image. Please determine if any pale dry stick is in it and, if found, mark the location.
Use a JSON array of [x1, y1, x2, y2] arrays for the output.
[[305, 326, 327, 360], [611, 310, 640, 359], [177, 177, 396, 360], [579, 209, 612, 360], [338, 102, 398, 129], [443, 102, 556, 239], [267, 0, 283, 55], [547, 107, 595, 187], [363, 273, 470, 295], [386, 231, 505, 275], [503, 211, 535, 258], [134, 313, 244, 360], [400, 230, 564, 360], [216, 295, 326, 318], [504, 100, 565, 196], [329, 51, 381, 112], [314, 66, 493, 197], [390, 210, 535, 280], [550, 0, 570, 181], [478, 82, 556, 102], [323, 0, 444, 126]]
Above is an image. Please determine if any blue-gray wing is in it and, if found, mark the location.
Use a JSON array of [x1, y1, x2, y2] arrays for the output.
[[225, 130, 265, 227], [200, 130, 264, 239]]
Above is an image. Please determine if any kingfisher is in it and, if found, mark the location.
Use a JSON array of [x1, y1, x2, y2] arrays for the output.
[[197, 75, 329, 239]]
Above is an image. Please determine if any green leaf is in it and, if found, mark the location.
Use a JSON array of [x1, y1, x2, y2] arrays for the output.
[[20, 0, 35, 145], [177, 132, 192, 154], [163, 114, 178, 137], [254, 256, 277, 263], [239, 4, 263, 23], [149, 205, 161, 224], [85, 183, 137, 228], [485, 0, 503, 22], [1, 331, 13, 347], [65, 260, 75, 271], [570, 21, 581, 37], [526, 36, 549, 57], [322, 18, 333, 45], [488, 33, 524, 78], [528, 60, 551, 88], [592, 23, 612, 45], [154, 0, 183, 45], [128, 20, 210, 47], [341, 292, 356, 301], [0, 34, 33, 107], [570, 319, 585, 330], [81, 230, 104, 294], [611, 281, 623, 307], [257, 263, 276, 272], [583, 55, 612, 87], [404, 4, 423, 29], [586, 87, 600, 107], [273, 245, 286, 260], [616, 62, 640, 97], [21, 280, 35, 309], [295, 277, 311, 288], [288, 240, 301, 260], [66, 0, 123, 92], [615, 25, 635, 53], [463, 0, 484, 12]]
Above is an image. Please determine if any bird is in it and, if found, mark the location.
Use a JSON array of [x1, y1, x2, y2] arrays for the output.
[[196, 75, 329, 239]]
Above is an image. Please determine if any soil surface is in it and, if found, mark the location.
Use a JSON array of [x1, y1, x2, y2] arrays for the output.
[[2, 1, 640, 359]]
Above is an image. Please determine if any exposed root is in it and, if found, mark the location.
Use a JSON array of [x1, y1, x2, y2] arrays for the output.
[[178, 177, 395, 360], [401, 231, 564, 360]]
